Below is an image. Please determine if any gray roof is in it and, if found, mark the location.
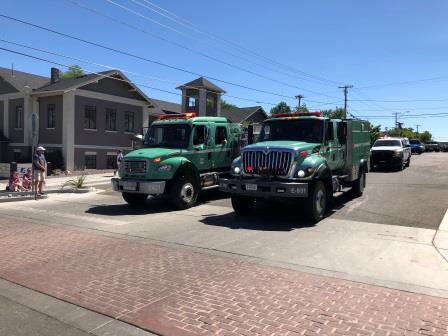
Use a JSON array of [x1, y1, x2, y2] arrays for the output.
[[0, 67, 49, 91], [34, 70, 116, 93], [149, 98, 181, 115], [177, 77, 226, 93], [220, 106, 267, 123]]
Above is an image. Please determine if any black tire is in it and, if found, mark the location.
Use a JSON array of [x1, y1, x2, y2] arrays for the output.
[[169, 173, 199, 210], [305, 181, 327, 223], [405, 156, 411, 167], [231, 195, 255, 216], [351, 171, 366, 198], [370, 161, 375, 172], [122, 192, 148, 206], [397, 159, 404, 171]]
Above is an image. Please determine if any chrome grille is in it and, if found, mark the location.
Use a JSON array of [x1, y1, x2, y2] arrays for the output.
[[124, 160, 147, 174], [242, 150, 292, 176]]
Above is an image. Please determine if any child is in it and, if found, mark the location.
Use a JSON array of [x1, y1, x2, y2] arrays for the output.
[[9, 171, 24, 192], [22, 168, 32, 190]]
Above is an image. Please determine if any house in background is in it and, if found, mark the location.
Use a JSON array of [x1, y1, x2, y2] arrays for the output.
[[177, 77, 225, 116], [0, 68, 268, 170], [148, 98, 181, 115], [0, 66, 158, 170], [220, 106, 268, 124]]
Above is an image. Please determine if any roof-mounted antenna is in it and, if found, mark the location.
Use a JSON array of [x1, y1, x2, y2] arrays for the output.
[[11, 63, 15, 77]]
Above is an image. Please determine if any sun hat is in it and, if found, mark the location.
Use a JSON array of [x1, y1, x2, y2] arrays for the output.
[[36, 146, 46, 151]]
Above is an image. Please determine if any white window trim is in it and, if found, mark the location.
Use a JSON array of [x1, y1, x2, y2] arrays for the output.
[[105, 129, 118, 133], [85, 151, 97, 155], [83, 128, 98, 131]]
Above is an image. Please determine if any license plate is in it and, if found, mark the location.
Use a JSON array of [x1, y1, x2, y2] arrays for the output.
[[122, 181, 137, 191], [246, 183, 258, 191], [290, 186, 307, 196]]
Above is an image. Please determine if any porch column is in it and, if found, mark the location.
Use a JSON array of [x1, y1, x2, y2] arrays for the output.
[[62, 90, 75, 171]]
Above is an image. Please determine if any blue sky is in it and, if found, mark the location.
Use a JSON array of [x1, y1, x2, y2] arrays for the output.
[[1, 0, 447, 140]]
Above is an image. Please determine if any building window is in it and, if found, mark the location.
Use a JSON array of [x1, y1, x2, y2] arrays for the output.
[[47, 104, 56, 129], [206, 95, 215, 109], [15, 106, 23, 129], [85, 154, 97, 169], [106, 108, 117, 131], [124, 111, 135, 132], [13, 150, 21, 162], [106, 155, 116, 169], [187, 95, 199, 108], [84, 106, 96, 130]]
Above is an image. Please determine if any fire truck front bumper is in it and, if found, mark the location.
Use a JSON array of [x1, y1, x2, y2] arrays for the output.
[[219, 178, 308, 198], [111, 178, 166, 195]]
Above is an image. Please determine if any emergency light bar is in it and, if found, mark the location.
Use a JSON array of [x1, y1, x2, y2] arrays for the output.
[[159, 112, 197, 120], [272, 111, 321, 118]]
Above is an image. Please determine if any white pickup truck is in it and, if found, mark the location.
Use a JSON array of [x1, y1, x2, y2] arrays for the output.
[[370, 137, 412, 171]]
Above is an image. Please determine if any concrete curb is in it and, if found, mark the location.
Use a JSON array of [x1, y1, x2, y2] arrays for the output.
[[0, 188, 96, 203], [433, 208, 448, 262], [0, 279, 156, 336]]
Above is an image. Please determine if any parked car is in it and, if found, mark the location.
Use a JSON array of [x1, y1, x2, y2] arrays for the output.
[[370, 137, 411, 171], [425, 141, 440, 152], [409, 139, 425, 154], [440, 143, 448, 152]]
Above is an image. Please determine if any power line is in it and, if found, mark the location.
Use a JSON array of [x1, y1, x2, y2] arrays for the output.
[[129, 0, 342, 87], [96, 0, 341, 99], [0, 43, 336, 113], [0, 13, 339, 104]]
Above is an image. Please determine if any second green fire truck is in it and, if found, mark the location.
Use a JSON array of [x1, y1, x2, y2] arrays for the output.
[[219, 112, 371, 222]]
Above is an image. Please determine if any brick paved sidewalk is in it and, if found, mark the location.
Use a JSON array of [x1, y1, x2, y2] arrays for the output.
[[1, 218, 448, 336]]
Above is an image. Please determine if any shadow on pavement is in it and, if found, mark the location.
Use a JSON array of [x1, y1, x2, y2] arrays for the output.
[[200, 200, 317, 231], [86, 189, 230, 216]]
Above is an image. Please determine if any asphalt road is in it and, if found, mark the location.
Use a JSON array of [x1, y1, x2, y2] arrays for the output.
[[98, 152, 448, 229]]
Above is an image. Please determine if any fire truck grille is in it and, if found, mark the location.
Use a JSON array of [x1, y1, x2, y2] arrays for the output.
[[242, 150, 292, 176]]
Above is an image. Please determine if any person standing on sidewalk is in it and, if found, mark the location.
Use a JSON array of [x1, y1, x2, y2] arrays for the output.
[[33, 146, 47, 196], [114, 150, 124, 176]]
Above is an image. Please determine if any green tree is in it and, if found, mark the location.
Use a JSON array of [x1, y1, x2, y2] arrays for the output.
[[61, 65, 84, 78], [369, 124, 381, 144], [270, 101, 291, 115], [220, 99, 238, 109], [320, 107, 345, 119], [294, 103, 309, 113], [418, 131, 432, 143]]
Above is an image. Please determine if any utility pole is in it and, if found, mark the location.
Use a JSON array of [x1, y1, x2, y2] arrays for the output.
[[295, 95, 304, 109], [338, 85, 353, 119], [394, 112, 399, 129], [415, 124, 421, 134]]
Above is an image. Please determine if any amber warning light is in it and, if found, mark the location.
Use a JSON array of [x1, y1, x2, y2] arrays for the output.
[[272, 111, 321, 118], [159, 112, 197, 120]]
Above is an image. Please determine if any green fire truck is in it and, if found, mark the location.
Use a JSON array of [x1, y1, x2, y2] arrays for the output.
[[111, 113, 241, 209], [219, 112, 371, 222]]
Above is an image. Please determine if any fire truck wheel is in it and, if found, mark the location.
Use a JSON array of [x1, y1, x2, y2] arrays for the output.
[[231, 195, 255, 216], [170, 174, 198, 210], [122, 192, 148, 206], [305, 181, 327, 223], [351, 171, 366, 198]]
